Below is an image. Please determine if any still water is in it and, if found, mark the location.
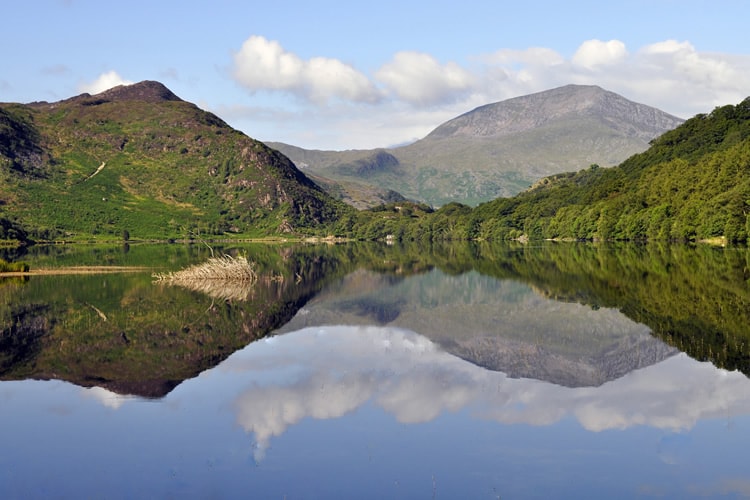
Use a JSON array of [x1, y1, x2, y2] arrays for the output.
[[1, 242, 749, 498]]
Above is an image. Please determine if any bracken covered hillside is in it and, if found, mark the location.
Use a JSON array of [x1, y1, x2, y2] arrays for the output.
[[0, 81, 350, 242]]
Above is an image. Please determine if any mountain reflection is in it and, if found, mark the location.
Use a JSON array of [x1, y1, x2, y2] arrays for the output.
[[220, 325, 750, 462], [3, 241, 748, 399], [279, 268, 677, 387]]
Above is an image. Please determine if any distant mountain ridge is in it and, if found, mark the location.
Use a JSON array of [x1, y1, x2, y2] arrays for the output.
[[270, 85, 684, 206], [426, 84, 679, 141]]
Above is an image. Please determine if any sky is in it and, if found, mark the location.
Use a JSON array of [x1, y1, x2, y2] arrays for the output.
[[3, 0, 750, 150]]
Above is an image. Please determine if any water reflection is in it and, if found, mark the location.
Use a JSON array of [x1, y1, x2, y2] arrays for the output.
[[220, 325, 750, 463], [24, 323, 745, 497], [2, 241, 749, 397], [280, 268, 677, 387], [2, 242, 750, 497], [81, 385, 131, 409], [0, 245, 350, 397]]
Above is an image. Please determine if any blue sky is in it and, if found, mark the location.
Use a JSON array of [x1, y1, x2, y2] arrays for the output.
[[3, 0, 750, 149]]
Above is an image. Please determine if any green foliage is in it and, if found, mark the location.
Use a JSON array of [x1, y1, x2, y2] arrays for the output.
[[3, 85, 749, 245], [451, 98, 750, 243], [0, 258, 29, 272], [0, 217, 29, 244], [0, 87, 351, 241]]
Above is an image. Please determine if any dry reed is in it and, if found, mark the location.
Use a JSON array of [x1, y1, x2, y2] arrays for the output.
[[153, 255, 259, 301]]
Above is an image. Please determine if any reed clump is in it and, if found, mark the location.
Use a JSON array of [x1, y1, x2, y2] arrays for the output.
[[0, 259, 30, 273], [153, 255, 257, 284], [153, 255, 261, 301]]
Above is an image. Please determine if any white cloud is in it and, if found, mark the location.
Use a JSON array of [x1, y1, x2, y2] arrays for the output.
[[375, 51, 474, 106], [572, 39, 628, 69], [642, 39, 694, 55], [78, 70, 133, 95], [638, 39, 743, 93], [305, 56, 381, 103], [232, 36, 304, 91], [226, 37, 750, 149], [232, 35, 380, 104]]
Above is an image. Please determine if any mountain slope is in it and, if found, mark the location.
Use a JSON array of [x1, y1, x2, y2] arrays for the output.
[[0, 81, 349, 242], [271, 85, 684, 206], [468, 96, 750, 242]]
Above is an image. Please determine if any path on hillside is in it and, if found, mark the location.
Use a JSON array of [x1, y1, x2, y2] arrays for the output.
[[85, 162, 106, 180]]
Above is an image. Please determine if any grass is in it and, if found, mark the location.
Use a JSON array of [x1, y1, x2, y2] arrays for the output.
[[0, 259, 29, 272]]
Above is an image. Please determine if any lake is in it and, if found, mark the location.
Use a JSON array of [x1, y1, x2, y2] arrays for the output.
[[1, 241, 749, 499]]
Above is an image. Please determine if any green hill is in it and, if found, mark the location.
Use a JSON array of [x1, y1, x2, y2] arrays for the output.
[[469, 97, 750, 242], [0, 81, 350, 243]]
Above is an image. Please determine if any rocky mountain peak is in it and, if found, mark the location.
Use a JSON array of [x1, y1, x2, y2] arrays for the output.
[[426, 84, 684, 141], [94, 80, 183, 103]]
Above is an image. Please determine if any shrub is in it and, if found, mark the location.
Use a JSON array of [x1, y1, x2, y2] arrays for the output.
[[0, 258, 29, 272]]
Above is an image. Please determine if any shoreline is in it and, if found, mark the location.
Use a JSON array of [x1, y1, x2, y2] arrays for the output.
[[0, 266, 152, 277]]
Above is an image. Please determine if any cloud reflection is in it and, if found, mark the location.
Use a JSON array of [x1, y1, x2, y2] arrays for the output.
[[81, 386, 129, 409], [224, 326, 750, 462]]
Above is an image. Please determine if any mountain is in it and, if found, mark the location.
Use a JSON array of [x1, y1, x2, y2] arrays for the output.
[[0, 81, 350, 242], [425, 84, 679, 141], [466, 96, 750, 243], [278, 268, 677, 388], [269, 85, 684, 206], [344, 95, 750, 244]]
